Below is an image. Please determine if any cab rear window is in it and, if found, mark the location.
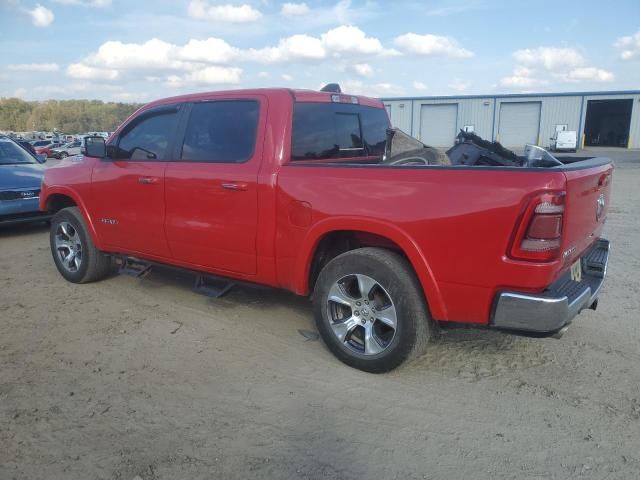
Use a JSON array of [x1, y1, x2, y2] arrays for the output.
[[291, 103, 389, 161]]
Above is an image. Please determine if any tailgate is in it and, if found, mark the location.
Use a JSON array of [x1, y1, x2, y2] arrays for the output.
[[562, 159, 613, 261]]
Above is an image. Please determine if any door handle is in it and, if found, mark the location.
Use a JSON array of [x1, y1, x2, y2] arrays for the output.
[[221, 182, 248, 191], [138, 176, 159, 185]]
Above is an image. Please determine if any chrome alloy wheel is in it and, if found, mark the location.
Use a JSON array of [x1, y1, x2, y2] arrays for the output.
[[54, 221, 83, 273], [326, 274, 397, 356]]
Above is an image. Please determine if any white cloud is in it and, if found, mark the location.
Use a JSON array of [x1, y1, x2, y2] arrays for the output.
[[614, 30, 640, 60], [245, 34, 326, 63], [244, 26, 387, 63], [281, 2, 309, 16], [257, 71, 270, 78], [352, 63, 373, 77], [561, 67, 614, 82], [8, 63, 59, 72], [66, 63, 119, 80], [449, 78, 470, 92], [85, 39, 189, 70], [187, 0, 262, 23], [513, 47, 585, 70], [498, 67, 548, 89], [27, 4, 54, 27], [179, 38, 240, 64], [282, 73, 293, 81], [342, 80, 404, 97], [394, 33, 473, 58], [165, 66, 242, 87], [412, 80, 428, 91], [501, 46, 613, 89], [53, 0, 111, 7], [321, 25, 384, 55], [425, 4, 478, 16]]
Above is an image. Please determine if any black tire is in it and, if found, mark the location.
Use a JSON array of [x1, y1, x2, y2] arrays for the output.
[[50, 207, 113, 283], [60, 152, 68, 158], [312, 247, 432, 373]]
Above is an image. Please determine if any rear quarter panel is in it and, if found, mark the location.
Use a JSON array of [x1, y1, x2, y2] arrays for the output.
[[277, 165, 568, 324]]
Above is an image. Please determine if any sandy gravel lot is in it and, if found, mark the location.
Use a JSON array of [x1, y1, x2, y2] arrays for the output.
[[1, 151, 639, 480]]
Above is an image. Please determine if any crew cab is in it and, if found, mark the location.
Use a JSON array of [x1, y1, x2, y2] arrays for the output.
[[40, 87, 612, 372]]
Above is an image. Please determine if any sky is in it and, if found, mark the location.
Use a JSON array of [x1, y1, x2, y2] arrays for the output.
[[0, 0, 639, 103]]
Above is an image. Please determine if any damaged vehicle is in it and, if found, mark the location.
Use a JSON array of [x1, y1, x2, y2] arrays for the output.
[[40, 85, 612, 372]]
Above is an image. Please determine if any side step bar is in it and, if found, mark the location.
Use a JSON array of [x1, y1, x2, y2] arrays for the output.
[[115, 256, 235, 298], [117, 257, 153, 278], [193, 274, 235, 298]]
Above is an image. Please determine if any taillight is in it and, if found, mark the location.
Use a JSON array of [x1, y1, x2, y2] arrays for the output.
[[509, 192, 565, 262]]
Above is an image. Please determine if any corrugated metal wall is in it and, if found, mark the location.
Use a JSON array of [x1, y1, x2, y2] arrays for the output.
[[382, 91, 640, 149]]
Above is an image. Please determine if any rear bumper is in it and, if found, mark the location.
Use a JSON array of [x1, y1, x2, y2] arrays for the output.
[[491, 238, 609, 334]]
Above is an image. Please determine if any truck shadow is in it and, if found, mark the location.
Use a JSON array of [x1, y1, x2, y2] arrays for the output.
[[135, 264, 312, 317], [115, 265, 554, 378], [404, 327, 554, 380]]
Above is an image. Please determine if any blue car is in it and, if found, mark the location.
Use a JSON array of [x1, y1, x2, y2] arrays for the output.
[[0, 136, 52, 226]]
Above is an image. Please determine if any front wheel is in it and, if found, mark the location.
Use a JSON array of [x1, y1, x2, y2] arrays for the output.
[[312, 247, 432, 373], [50, 207, 113, 283]]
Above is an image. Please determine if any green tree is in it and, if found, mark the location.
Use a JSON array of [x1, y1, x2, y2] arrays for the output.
[[0, 98, 141, 133]]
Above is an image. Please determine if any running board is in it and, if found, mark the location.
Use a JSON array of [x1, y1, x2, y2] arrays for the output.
[[117, 257, 153, 278], [193, 274, 235, 298]]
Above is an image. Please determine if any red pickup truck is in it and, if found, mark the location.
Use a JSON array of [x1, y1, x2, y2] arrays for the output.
[[40, 87, 612, 372]]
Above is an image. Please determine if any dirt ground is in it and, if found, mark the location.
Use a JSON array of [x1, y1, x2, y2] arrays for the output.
[[1, 151, 639, 480]]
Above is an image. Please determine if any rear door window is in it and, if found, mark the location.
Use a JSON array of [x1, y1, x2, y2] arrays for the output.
[[180, 100, 259, 163], [291, 103, 389, 161]]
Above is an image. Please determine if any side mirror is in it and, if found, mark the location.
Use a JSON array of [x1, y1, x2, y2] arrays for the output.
[[36, 154, 48, 163], [83, 136, 106, 157]]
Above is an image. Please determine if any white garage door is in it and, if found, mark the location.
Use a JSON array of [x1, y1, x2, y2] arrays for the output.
[[498, 102, 541, 147], [419, 104, 458, 147]]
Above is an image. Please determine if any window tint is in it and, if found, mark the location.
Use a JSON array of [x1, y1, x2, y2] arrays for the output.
[[0, 138, 37, 165], [114, 110, 179, 161], [291, 103, 389, 161], [181, 100, 259, 163]]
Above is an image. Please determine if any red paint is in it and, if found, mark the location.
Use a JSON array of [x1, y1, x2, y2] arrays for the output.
[[40, 88, 613, 326]]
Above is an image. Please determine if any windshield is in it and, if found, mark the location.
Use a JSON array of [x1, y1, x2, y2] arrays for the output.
[[0, 138, 38, 164]]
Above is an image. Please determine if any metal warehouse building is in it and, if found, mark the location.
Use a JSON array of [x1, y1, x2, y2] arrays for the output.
[[381, 90, 640, 150]]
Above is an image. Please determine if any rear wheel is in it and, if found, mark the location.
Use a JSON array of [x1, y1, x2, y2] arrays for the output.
[[50, 207, 113, 283], [312, 247, 432, 373]]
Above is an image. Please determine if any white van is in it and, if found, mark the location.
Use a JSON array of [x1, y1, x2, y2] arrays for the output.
[[550, 130, 577, 152]]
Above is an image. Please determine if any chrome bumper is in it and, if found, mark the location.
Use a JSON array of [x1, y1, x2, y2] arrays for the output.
[[491, 239, 610, 334]]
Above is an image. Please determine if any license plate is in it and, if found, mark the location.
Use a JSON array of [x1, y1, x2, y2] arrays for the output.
[[570, 259, 582, 282]]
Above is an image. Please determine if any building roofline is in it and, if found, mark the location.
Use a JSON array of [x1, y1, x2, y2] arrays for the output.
[[381, 90, 640, 102]]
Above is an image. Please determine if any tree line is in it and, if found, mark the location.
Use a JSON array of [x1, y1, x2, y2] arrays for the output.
[[0, 98, 142, 133]]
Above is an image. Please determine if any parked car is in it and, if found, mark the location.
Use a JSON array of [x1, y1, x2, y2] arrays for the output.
[[32, 141, 56, 158], [52, 140, 82, 159], [40, 86, 612, 372], [0, 136, 51, 226]]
